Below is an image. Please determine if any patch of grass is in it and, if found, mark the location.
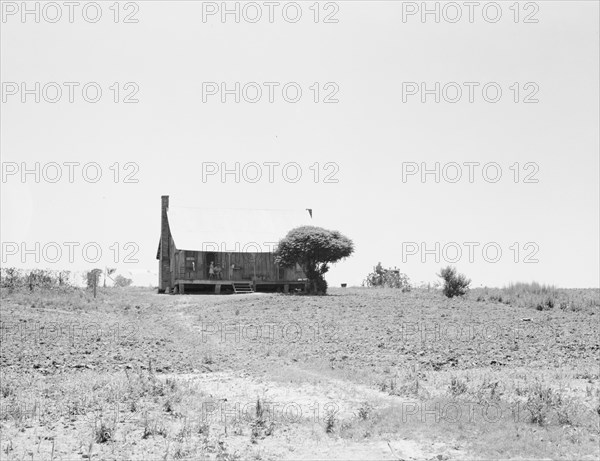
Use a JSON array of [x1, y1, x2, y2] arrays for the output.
[[467, 377, 503, 403], [474, 284, 600, 312], [378, 367, 426, 398], [142, 415, 168, 439], [522, 381, 587, 428]]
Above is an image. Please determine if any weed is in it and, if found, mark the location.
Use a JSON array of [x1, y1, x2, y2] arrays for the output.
[[142, 415, 168, 439], [448, 376, 468, 397], [0, 379, 16, 399], [356, 401, 374, 421], [325, 411, 336, 434], [94, 419, 114, 443], [250, 397, 274, 443], [525, 382, 556, 426]]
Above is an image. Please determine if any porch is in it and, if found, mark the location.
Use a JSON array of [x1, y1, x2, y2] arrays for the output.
[[171, 279, 308, 294]]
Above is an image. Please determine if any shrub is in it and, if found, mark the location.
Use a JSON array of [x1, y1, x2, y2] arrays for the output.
[[114, 275, 133, 287], [0, 268, 23, 291], [363, 263, 411, 291], [438, 266, 471, 298], [275, 226, 354, 295]]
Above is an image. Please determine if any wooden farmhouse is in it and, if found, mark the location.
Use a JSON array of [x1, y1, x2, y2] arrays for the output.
[[156, 196, 311, 294]]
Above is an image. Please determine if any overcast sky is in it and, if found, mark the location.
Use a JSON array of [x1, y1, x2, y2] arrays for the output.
[[1, 1, 599, 288]]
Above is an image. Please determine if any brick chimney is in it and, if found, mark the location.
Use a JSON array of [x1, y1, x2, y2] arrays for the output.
[[159, 195, 170, 292]]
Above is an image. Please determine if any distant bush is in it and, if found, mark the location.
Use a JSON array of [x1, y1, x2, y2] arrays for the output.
[[0, 268, 73, 292], [363, 262, 411, 291], [438, 266, 471, 298], [114, 275, 133, 288]]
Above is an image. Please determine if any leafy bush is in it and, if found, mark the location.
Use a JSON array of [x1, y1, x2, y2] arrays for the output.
[[363, 263, 411, 291], [438, 266, 471, 298], [275, 226, 354, 295], [114, 275, 133, 287]]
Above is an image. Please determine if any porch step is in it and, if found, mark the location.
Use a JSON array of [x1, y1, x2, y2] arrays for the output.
[[233, 282, 254, 294]]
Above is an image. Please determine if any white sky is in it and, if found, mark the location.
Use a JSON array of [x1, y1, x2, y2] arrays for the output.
[[1, 1, 599, 288]]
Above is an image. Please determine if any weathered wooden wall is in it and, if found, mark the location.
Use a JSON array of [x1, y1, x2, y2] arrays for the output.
[[172, 250, 304, 282]]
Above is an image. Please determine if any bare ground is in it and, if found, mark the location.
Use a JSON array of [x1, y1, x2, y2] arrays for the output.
[[1, 287, 599, 460]]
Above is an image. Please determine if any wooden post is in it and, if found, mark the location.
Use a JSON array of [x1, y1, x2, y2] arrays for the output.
[[93, 275, 97, 298], [215, 284, 221, 294]]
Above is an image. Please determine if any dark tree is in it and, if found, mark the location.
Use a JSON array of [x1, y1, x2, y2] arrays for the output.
[[275, 226, 354, 294], [86, 269, 103, 289], [438, 266, 471, 298]]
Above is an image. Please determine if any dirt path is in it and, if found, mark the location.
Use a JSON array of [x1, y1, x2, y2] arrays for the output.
[[172, 301, 469, 460], [163, 369, 465, 460]]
